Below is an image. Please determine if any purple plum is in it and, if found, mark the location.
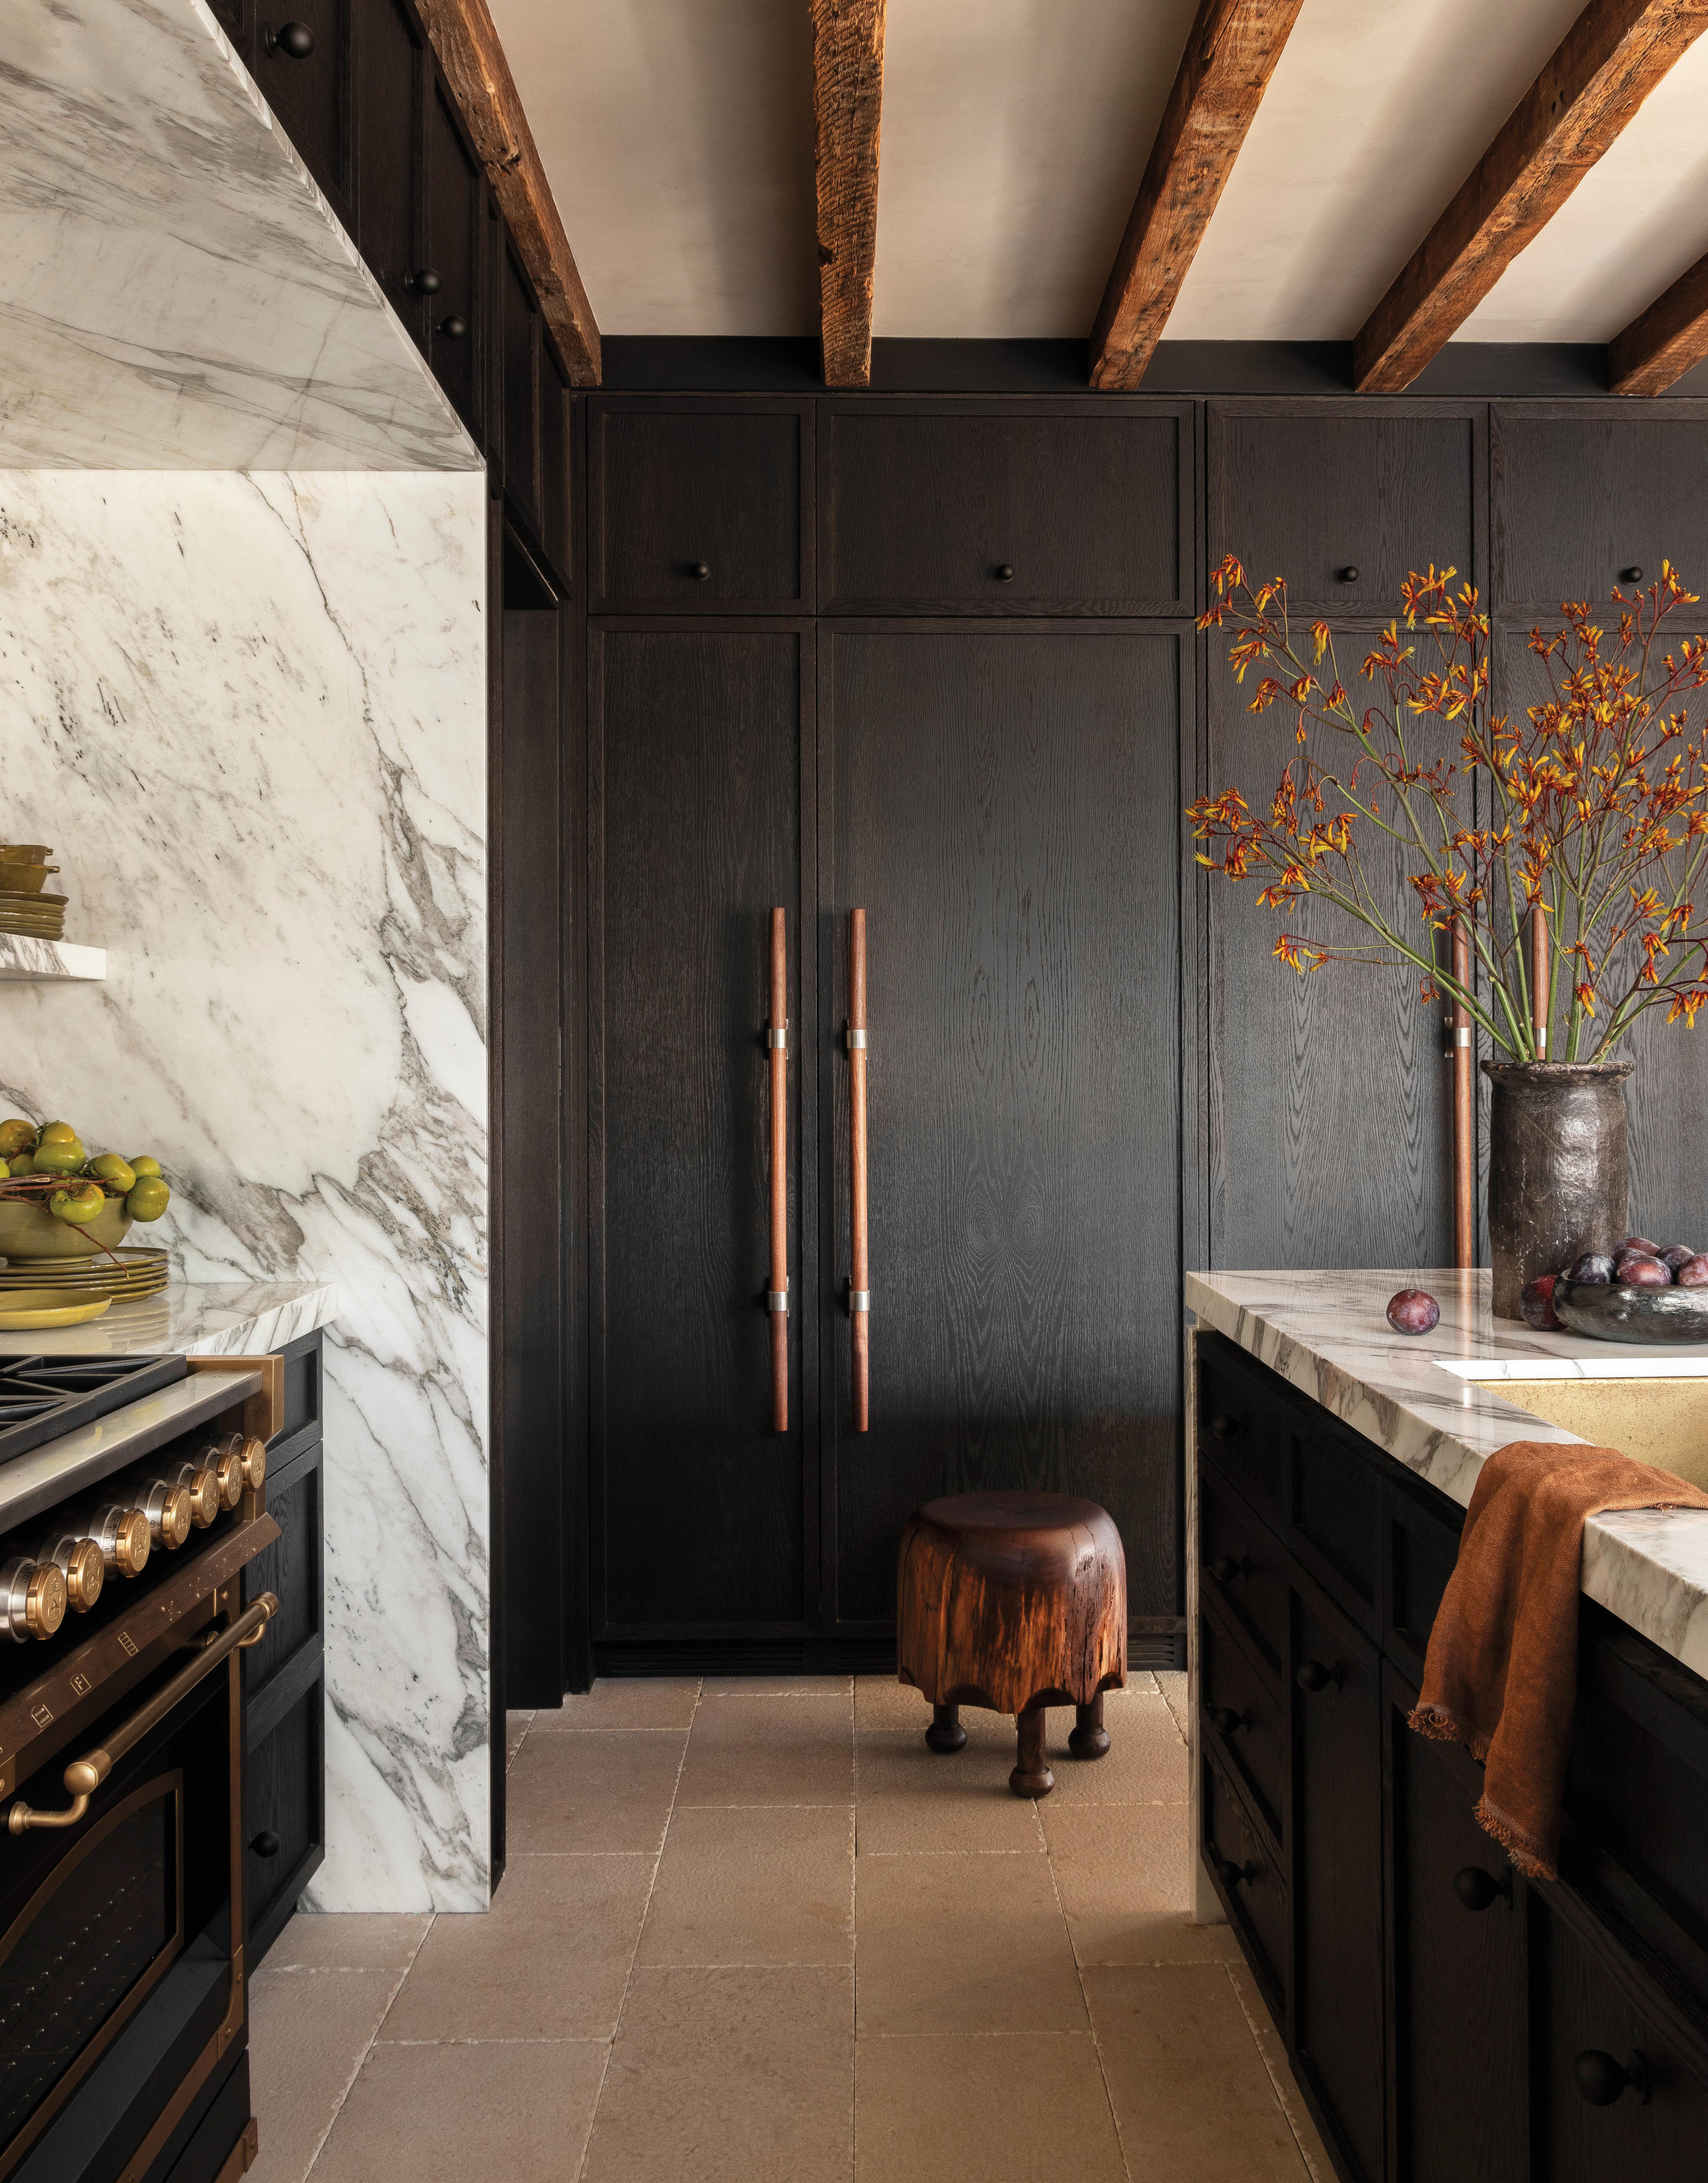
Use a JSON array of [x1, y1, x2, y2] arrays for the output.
[[1566, 1252, 1615, 1284], [1676, 1255, 1708, 1287], [1387, 1287, 1440, 1336], [1620, 1254, 1672, 1287], [1663, 1244, 1699, 1270], [1520, 1273, 1562, 1331], [1619, 1234, 1663, 1257]]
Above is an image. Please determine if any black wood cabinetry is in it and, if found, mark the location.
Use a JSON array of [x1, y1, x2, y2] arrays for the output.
[[243, 1327, 326, 1962], [1194, 1328, 1708, 2183]]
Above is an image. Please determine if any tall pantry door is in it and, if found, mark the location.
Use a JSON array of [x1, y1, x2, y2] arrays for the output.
[[818, 625, 1185, 1640]]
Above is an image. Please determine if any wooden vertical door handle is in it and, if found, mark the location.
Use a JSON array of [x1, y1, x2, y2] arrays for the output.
[[849, 909, 869, 1432], [768, 908, 789, 1433]]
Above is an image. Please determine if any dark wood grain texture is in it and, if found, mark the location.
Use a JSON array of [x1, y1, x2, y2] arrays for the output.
[[1612, 247, 1708, 394], [820, 399, 1189, 614], [503, 243, 540, 529], [1088, 0, 1306, 392], [254, 0, 352, 218], [242, 1455, 322, 1689], [423, 78, 483, 432], [353, 0, 423, 336], [810, 0, 887, 388], [820, 625, 1184, 1629], [245, 1679, 324, 1960], [589, 625, 814, 1635], [848, 906, 869, 1432], [1355, 0, 1708, 393]]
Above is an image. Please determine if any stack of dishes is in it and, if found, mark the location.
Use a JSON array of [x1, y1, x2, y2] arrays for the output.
[[0, 1246, 169, 1303], [0, 844, 66, 940]]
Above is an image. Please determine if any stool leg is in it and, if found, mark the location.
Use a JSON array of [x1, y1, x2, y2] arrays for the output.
[[925, 1702, 967, 1754], [1010, 1704, 1054, 1798], [1068, 1691, 1110, 1761]]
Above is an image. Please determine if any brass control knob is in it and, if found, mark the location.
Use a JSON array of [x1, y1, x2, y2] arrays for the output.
[[130, 1478, 193, 1551], [58, 1501, 151, 1578], [161, 1462, 223, 1529], [0, 1558, 67, 1642], [206, 1430, 265, 1507], [36, 1533, 105, 1612], [240, 1435, 267, 1493]]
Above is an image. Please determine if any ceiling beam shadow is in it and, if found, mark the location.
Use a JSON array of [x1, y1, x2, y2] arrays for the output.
[[811, 0, 887, 388], [1088, 0, 1306, 394], [1355, 0, 1708, 395]]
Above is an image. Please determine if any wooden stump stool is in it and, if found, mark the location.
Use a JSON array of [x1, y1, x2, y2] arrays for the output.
[[895, 1491, 1126, 1797]]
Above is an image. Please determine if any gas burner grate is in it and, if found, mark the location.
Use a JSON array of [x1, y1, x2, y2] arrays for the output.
[[0, 1354, 187, 1469]]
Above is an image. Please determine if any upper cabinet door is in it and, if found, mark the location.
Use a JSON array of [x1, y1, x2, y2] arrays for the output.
[[539, 346, 571, 589], [819, 400, 1191, 615], [253, 0, 353, 225], [1208, 402, 1482, 618], [423, 78, 483, 438], [352, 0, 421, 339], [1494, 404, 1708, 617], [503, 245, 540, 529], [588, 400, 811, 613]]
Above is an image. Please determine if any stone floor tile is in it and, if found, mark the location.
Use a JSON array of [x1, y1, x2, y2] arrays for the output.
[[854, 1852, 1086, 2036], [246, 1967, 403, 2183], [506, 1727, 686, 1853], [638, 1804, 853, 1967], [1227, 1958, 1337, 2182], [854, 2031, 1124, 2183], [504, 1711, 532, 1770], [1035, 1692, 1188, 1805], [677, 1694, 854, 1807], [1041, 1804, 1243, 1965], [854, 1732, 1047, 1855], [701, 1675, 852, 1697], [529, 1678, 701, 1731], [1156, 1668, 1190, 1740], [582, 1965, 854, 2183], [310, 2038, 607, 2183], [378, 1853, 653, 2041], [262, 1913, 431, 1973]]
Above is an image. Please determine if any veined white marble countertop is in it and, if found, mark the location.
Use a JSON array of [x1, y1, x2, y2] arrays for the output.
[[0, 1280, 338, 1360], [1186, 1268, 1708, 1683]]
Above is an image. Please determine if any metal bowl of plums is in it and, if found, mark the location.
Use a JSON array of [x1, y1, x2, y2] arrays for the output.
[[1527, 1236, 1708, 1345]]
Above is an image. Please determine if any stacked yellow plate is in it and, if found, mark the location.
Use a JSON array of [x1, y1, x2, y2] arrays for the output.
[[0, 891, 67, 939], [0, 1246, 169, 1301]]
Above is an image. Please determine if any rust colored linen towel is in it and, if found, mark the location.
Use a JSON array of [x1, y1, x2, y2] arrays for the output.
[[1410, 1439, 1708, 1881]]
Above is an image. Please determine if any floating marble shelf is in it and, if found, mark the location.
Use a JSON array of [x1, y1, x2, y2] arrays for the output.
[[0, 936, 106, 981]]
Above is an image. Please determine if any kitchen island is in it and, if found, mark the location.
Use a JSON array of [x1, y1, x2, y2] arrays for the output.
[[1186, 1268, 1708, 2183]]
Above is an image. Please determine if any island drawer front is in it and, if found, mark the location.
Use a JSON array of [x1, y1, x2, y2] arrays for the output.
[[1200, 1462, 1289, 1682], [1197, 1332, 1291, 1525], [1202, 1742, 1289, 2011], [1200, 1594, 1285, 1841], [1289, 1412, 1382, 1639], [1382, 1479, 1463, 1684]]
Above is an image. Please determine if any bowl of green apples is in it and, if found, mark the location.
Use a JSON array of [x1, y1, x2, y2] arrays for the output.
[[0, 1118, 172, 1258]]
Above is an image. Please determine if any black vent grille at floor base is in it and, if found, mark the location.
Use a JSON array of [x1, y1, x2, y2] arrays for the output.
[[590, 1630, 1186, 1680]]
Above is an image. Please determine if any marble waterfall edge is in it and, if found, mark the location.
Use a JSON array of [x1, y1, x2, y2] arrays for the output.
[[0, 469, 491, 1910]]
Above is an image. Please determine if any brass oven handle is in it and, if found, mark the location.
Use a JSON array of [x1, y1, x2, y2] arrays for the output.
[[7, 1592, 278, 1834], [848, 908, 870, 1432], [768, 907, 789, 1434]]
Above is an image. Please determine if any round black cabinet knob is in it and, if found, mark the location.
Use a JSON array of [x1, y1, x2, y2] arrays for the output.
[[439, 314, 468, 341], [266, 20, 315, 57], [1213, 1855, 1248, 1890], [1453, 1864, 1510, 1912], [1295, 1657, 1341, 1695], [691, 561, 711, 581], [995, 564, 1015, 582], [1622, 566, 1645, 584], [1573, 2049, 1649, 2107], [1209, 1706, 1246, 1737], [1208, 1555, 1244, 1585], [1208, 1412, 1239, 1441], [1337, 565, 1360, 583], [250, 1829, 282, 1858], [410, 268, 443, 296]]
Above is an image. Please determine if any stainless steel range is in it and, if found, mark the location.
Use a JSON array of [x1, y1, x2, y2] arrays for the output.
[[0, 1353, 282, 2183]]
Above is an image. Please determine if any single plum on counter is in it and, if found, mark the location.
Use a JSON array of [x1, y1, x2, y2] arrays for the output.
[[1386, 1288, 1440, 1336], [1619, 1234, 1663, 1256], [1620, 1254, 1672, 1287], [1520, 1273, 1562, 1331], [1567, 1252, 1616, 1284], [1662, 1244, 1699, 1270], [1676, 1255, 1708, 1287]]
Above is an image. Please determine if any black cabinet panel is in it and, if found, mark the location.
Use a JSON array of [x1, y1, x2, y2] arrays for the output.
[[254, 0, 351, 217], [1201, 1597, 1284, 1837], [820, 401, 1189, 614], [1383, 1479, 1462, 1686], [589, 402, 808, 611], [1493, 404, 1708, 614], [1197, 1335, 1289, 1525], [423, 79, 482, 433], [540, 350, 571, 585], [1200, 1462, 1289, 1681], [503, 247, 539, 525], [1291, 1415, 1381, 1630], [246, 1680, 323, 1955], [1208, 403, 1480, 615], [245, 1449, 322, 1692], [820, 625, 1182, 1627], [1292, 1586, 1385, 2183], [352, 0, 420, 331], [589, 627, 812, 1635], [1386, 1674, 1528, 2183], [1204, 1743, 1289, 2006]]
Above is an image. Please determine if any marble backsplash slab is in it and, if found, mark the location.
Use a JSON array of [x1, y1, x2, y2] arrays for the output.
[[0, 468, 491, 1910]]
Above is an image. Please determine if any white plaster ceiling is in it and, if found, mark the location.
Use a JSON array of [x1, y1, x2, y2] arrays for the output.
[[489, 0, 1708, 347]]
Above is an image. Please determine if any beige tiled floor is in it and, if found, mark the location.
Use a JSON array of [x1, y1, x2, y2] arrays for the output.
[[247, 1671, 1330, 2182]]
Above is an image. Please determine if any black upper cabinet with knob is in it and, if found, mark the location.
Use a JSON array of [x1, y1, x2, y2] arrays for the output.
[[423, 78, 483, 433], [351, 0, 422, 337]]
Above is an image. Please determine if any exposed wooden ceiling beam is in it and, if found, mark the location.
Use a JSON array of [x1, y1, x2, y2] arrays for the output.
[[1355, 0, 1708, 395], [1611, 248, 1708, 391], [1088, 0, 1305, 394], [415, 0, 601, 387], [811, 0, 887, 388]]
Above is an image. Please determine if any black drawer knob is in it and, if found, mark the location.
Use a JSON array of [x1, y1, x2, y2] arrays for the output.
[[1453, 1864, 1511, 1912], [265, 20, 314, 57], [439, 313, 468, 341], [1573, 2049, 1649, 2106], [1208, 1555, 1245, 1584], [690, 561, 711, 580], [251, 1829, 281, 1858], [1213, 1854, 1250, 1890], [1622, 566, 1644, 584], [1295, 1657, 1342, 1695], [1208, 1412, 1239, 1441], [994, 564, 1015, 582], [1209, 1705, 1247, 1737], [1336, 565, 1359, 582], [409, 268, 443, 297]]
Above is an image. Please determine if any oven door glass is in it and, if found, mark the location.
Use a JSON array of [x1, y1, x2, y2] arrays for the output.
[[0, 1774, 184, 2160]]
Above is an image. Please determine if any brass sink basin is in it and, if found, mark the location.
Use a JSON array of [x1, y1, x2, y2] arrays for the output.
[[1492, 1377, 1708, 1491]]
